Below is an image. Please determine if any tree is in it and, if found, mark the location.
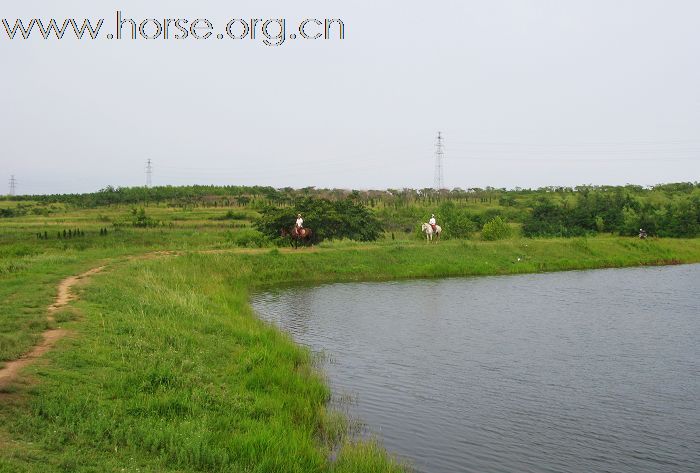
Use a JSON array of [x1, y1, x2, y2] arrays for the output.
[[255, 198, 383, 243], [437, 201, 477, 239]]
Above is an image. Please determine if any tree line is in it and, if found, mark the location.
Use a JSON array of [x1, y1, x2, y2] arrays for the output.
[[522, 189, 700, 237], [3, 182, 699, 239]]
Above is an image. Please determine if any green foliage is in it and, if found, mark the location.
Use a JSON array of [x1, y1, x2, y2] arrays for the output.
[[523, 198, 571, 237], [255, 198, 383, 243], [437, 202, 478, 239], [4, 182, 699, 238], [523, 192, 700, 238], [659, 196, 700, 237], [131, 208, 159, 228], [225, 229, 271, 248], [481, 216, 512, 241], [0, 203, 52, 218], [594, 215, 605, 233], [0, 207, 23, 218], [213, 210, 248, 221], [374, 206, 422, 234], [621, 207, 640, 236], [499, 195, 517, 207]]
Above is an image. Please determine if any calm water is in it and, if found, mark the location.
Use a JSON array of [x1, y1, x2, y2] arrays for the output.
[[251, 264, 700, 473]]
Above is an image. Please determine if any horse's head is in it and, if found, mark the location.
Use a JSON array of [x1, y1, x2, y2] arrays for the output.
[[421, 223, 429, 232], [280, 227, 289, 237]]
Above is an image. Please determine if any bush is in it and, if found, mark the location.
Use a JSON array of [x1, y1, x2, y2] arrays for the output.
[[213, 210, 248, 221], [225, 229, 270, 248], [482, 216, 512, 241], [131, 208, 159, 228], [0, 207, 25, 218]]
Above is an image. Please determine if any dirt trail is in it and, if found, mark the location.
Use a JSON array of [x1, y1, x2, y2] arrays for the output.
[[0, 266, 104, 389], [199, 247, 320, 255], [0, 252, 177, 390]]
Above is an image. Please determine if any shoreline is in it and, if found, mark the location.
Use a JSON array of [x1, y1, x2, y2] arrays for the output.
[[2, 237, 700, 471]]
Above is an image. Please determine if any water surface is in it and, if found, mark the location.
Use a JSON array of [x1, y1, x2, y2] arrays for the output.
[[252, 264, 700, 473]]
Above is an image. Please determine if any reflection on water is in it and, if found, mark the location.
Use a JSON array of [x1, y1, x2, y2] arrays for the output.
[[252, 264, 700, 473]]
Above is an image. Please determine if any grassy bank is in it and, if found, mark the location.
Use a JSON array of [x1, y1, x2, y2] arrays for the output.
[[0, 250, 411, 472], [2, 213, 700, 472]]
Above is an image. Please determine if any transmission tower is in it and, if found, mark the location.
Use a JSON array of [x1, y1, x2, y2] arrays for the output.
[[9, 175, 16, 196], [433, 131, 445, 190], [146, 159, 153, 187]]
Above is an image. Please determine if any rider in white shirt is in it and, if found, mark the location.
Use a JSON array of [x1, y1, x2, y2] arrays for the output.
[[295, 214, 304, 235], [429, 214, 437, 231]]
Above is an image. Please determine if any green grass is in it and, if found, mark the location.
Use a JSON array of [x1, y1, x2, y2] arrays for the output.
[[2, 206, 700, 472]]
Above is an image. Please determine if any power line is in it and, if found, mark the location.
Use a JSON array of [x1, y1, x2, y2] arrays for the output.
[[434, 131, 445, 190], [146, 159, 153, 187], [9, 175, 16, 196]]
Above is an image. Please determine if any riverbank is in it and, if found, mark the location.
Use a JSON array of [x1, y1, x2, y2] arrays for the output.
[[1, 237, 700, 471]]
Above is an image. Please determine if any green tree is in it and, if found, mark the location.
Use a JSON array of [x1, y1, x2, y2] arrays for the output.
[[255, 198, 383, 243], [437, 201, 477, 239]]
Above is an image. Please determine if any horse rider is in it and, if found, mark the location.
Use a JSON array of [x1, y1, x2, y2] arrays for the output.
[[429, 214, 437, 233], [295, 213, 304, 236]]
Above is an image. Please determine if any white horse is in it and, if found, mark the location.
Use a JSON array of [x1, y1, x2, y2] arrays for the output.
[[421, 223, 442, 242]]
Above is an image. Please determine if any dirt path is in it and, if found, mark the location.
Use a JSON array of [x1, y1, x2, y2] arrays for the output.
[[0, 266, 104, 390]]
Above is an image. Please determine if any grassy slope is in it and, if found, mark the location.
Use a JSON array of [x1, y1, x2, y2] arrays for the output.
[[1, 237, 700, 472]]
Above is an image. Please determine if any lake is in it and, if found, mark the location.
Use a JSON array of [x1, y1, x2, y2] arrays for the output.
[[251, 264, 700, 473]]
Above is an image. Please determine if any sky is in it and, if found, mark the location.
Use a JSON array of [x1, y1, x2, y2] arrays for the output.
[[1, 0, 699, 195]]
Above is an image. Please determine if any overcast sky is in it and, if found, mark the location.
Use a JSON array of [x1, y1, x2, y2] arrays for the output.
[[1, 0, 699, 194]]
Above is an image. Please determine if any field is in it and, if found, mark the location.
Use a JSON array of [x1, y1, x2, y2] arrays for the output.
[[2, 202, 700, 472]]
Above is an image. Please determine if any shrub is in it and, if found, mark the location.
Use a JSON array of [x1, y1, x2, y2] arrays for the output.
[[213, 210, 248, 221], [131, 208, 159, 228], [225, 229, 270, 248], [0, 207, 24, 218], [482, 216, 512, 241]]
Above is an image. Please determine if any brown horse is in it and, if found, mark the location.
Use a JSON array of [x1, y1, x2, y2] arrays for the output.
[[281, 227, 313, 248]]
